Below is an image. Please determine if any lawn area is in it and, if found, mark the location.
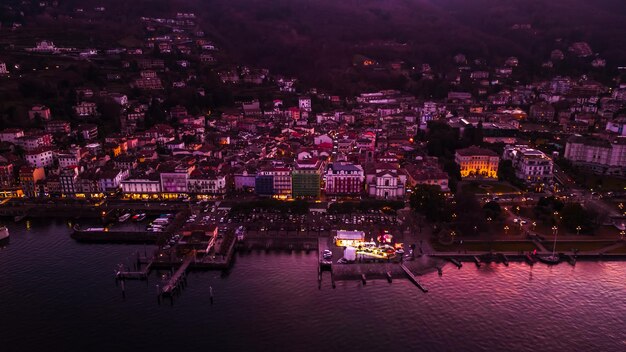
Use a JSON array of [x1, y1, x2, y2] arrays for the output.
[[552, 241, 618, 252], [432, 240, 538, 253], [570, 172, 626, 192], [460, 181, 521, 195]]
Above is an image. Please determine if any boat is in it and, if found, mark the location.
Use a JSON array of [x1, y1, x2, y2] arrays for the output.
[[0, 226, 9, 241], [538, 227, 561, 265], [118, 213, 131, 222], [132, 213, 146, 222], [235, 226, 246, 241], [537, 254, 560, 264]]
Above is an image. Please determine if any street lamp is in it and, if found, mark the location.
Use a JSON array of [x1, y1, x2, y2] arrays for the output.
[[620, 230, 625, 240], [576, 226, 581, 235], [532, 222, 537, 231], [504, 225, 509, 236], [452, 213, 457, 221], [551, 226, 558, 256]]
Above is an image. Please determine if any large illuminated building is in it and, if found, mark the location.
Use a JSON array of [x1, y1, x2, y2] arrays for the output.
[[455, 146, 499, 179]]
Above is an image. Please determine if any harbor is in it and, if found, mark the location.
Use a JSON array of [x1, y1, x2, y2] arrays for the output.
[[2, 197, 626, 302]]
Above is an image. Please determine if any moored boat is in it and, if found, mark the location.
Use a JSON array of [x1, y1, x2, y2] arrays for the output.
[[537, 254, 560, 264], [236, 226, 246, 241], [0, 226, 9, 241], [118, 213, 131, 222]]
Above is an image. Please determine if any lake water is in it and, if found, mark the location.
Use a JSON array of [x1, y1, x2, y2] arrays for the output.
[[0, 219, 625, 352]]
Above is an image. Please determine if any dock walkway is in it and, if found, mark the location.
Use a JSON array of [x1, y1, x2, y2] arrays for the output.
[[400, 262, 428, 293], [161, 255, 193, 296], [116, 257, 154, 280]]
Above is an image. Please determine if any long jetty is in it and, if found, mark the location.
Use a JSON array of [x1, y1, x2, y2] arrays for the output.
[[161, 255, 194, 296], [400, 263, 428, 293]]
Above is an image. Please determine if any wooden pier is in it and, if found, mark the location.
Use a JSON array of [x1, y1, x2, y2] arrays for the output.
[[161, 255, 194, 296], [116, 257, 154, 280], [400, 263, 428, 293], [448, 257, 463, 269]]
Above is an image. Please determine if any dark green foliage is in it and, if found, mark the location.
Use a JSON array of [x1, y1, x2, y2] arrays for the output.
[[409, 185, 451, 222], [560, 203, 597, 234]]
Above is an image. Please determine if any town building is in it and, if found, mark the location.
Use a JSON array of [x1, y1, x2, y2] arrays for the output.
[[0, 128, 25, 144], [291, 158, 322, 198], [502, 145, 554, 184], [325, 162, 364, 196], [529, 102, 555, 122], [74, 102, 98, 117], [19, 166, 45, 197], [59, 166, 79, 196], [25, 147, 55, 168], [564, 135, 626, 175], [255, 167, 292, 198], [160, 172, 189, 195], [365, 164, 406, 200], [45, 121, 71, 134], [98, 169, 128, 193], [455, 146, 499, 179], [121, 178, 161, 198], [0, 163, 15, 189], [28, 105, 52, 120]]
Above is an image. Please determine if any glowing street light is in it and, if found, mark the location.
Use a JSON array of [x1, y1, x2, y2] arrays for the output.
[[576, 226, 581, 235], [504, 225, 509, 236]]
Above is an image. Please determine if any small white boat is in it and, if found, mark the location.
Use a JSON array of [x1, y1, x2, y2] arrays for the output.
[[0, 226, 9, 241], [118, 213, 131, 222]]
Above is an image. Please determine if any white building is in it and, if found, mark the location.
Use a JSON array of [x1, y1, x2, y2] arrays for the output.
[[565, 135, 626, 175], [606, 119, 626, 136], [299, 96, 312, 112], [109, 93, 128, 106], [121, 179, 161, 194], [98, 169, 129, 193], [502, 145, 554, 184], [26, 148, 55, 168], [366, 166, 406, 200], [314, 134, 333, 145], [0, 128, 25, 144], [188, 172, 227, 195], [0, 62, 8, 74], [74, 102, 98, 117], [57, 152, 80, 169]]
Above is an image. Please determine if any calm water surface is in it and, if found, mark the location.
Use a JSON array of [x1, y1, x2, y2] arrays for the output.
[[0, 219, 625, 352]]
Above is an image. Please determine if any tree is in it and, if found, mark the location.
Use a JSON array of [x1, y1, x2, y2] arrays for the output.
[[534, 196, 564, 225], [455, 191, 487, 236], [483, 201, 502, 220], [409, 185, 451, 222], [561, 203, 596, 234]]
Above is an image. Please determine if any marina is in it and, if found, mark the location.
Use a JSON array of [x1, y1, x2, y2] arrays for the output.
[[2, 218, 626, 352]]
